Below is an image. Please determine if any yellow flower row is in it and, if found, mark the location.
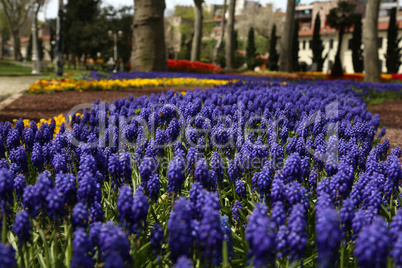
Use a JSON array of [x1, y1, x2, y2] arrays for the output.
[[29, 78, 238, 94]]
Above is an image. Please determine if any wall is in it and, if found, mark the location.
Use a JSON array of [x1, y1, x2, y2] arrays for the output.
[[298, 27, 402, 73]]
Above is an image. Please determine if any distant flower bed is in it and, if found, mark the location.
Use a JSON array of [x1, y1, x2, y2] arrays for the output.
[[167, 59, 223, 74], [28, 77, 236, 94], [391, 73, 402, 81], [294, 71, 401, 82]]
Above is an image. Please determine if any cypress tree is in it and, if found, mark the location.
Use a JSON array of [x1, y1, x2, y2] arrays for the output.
[[292, 19, 299, 71], [246, 27, 257, 70], [385, 7, 401, 73], [351, 14, 363, 73], [267, 24, 279, 71], [311, 14, 325, 72], [234, 30, 239, 51]]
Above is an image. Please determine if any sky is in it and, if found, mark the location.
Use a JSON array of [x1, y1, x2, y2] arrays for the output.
[[38, 0, 317, 20]]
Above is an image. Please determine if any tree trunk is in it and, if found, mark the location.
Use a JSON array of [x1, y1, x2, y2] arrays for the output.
[[131, 0, 167, 72], [279, 0, 296, 72], [0, 30, 3, 58], [213, 0, 227, 64], [363, 0, 381, 83], [331, 27, 344, 76], [191, 0, 203, 62], [11, 29, 22, 61], [226, 0, 236, 70], [185, 31, 193, 60]]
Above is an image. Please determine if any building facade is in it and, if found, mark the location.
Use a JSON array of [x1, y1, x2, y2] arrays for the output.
[[296, 0, 401, 73], [20, 26, 53, 62]]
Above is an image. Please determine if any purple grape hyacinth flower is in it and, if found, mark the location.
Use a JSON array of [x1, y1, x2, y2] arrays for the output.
[[71, 228, 94, 268], [316, 207, 342, 266], [246, 203, 276, 267], [288, 203, 307, 262], [0, 242, 16, 267], [168, 197, 193, 262], [355, 216, 390, 268], [12, 210, 32, 246], [72, 203, 89, 230]]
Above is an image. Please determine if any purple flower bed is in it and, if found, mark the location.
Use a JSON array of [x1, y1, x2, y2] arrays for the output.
[[0, 79, 401, 267]]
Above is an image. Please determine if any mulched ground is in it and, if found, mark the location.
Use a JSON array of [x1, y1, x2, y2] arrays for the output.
[[366, 100, 402, 129], [366, 99, 402, 150], [0, 86, 209, 122], [0, 87, 400, 149]]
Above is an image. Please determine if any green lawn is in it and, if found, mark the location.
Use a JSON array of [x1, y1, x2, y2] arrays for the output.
[[0, 60, 34, 75], [0, 60, 98, 78]]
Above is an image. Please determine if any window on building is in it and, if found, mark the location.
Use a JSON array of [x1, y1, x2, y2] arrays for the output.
[[303, 40, 306, 50], [329, 39, 333, 49], [378, 37, 383, 48], [348, 39, 353, 50], [309, 40, 312, 50]]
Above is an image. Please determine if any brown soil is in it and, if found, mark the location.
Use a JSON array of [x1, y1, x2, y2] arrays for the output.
[[0, 86, 209, 122], [366, 100, 402, 129], [367, 99, 402, 150]]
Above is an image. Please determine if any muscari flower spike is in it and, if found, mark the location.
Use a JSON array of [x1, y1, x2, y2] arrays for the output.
[[246, 203, 276, 267], [72, 202, 89, 230], [0, 169, 14, 204], [12, 210, 32, 246], [0, 242, 16, 267], [316, 207, 342, 266], [355, 216, 390, 268], [167, 156, 186, 194], [71, 228, 94, 268], [287, 203, 308, 262], [198, 197, 224, 264], [168, 197, 193, 262], [150, 223, 164, 254]]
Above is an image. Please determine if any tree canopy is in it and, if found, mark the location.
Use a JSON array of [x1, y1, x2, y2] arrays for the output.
[[311, 14, 326, 72], [351, 14, 363, 73], [246, 27, 256, 70], [64, 1, 133, 66], [292, 19, 299, 71], [385, 7, 401, 73], [64, 0, 102, 60], [268, 24, 279, 71]]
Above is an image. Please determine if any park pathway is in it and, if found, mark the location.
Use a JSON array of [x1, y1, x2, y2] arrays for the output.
[[0, 76, 43, 110], [0, 76, 41, 96]]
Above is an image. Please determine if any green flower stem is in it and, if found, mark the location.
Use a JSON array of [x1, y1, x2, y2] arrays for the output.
[[2, 208, 6, 243]]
